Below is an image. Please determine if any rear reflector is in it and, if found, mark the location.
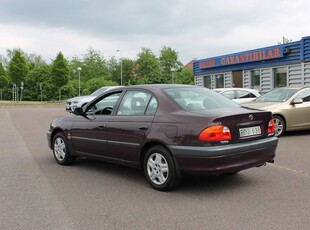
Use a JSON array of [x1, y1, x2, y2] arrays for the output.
[[199, 125, 231, 141]]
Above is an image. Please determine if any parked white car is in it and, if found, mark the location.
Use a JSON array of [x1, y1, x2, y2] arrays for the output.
[[213, 88, 261, 104], [65, 86, 118, 112]]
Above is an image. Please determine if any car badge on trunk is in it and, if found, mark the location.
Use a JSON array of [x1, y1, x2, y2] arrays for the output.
[[249, 115, 254, 120]]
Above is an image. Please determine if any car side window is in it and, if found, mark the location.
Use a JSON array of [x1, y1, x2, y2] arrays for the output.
[[86, 92, 121, 115], [237, 90, 255, 99], [145, 97, 158, 115], [222, 90, 235, 99], [116, 91, 153, 116], [295, 89, 310, 102]]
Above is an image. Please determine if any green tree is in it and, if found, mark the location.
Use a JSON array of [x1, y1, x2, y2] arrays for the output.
[[122, 58, 136, 85], [136, 48, 161, 84], [71, 47, 110, 80], [107, 56, 119, 84], [69, 47, 112, 95], [23, 64, 55, 101], [8, 50, 29, 85], [0, 54, 9, 68], [159, 46, 183, 83], [107, 57, 136, 86], [51, 52, 70, 101], [8, 50, 29, 101], [61, 80, 77, 100], [0, 62, 9, 100], [83, 78, 118, 95], [173, 69, 194, 85], [82, 47, 110, 80], [118, 58, 136, 86], [26, 53, 46, 70]]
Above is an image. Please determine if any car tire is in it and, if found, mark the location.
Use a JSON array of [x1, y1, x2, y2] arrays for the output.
[[52, 132, 75, 165], [273, 115, 286, 137], [144, 145, 181, 191]]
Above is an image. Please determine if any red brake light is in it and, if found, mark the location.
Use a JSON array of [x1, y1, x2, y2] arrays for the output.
[[199, 125, 231, 141], [268, 119, 275, 135]]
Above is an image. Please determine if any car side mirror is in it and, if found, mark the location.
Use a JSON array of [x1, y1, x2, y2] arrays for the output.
[[73, 107, 84, 116], [291, 98, 303, 105]]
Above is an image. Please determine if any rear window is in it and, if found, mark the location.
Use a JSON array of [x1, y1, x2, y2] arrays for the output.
[[163, 87, 240, 111]]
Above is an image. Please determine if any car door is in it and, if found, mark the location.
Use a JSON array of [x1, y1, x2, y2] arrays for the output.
[[70, 91, 122, 157], [107, 90, 158, 164], [289, 89, 310, 128]]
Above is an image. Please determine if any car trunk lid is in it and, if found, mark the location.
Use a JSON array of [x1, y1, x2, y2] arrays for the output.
[[190, 107, 273, 144]]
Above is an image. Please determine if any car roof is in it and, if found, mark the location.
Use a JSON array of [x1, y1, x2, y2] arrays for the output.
[[125, 84, 198, 89], [213, 87, 260, 92], [214, 87, 256, 90], [95, 84, 202, 97], [107, 84, 200, 92], [273, 86, 310, 90]]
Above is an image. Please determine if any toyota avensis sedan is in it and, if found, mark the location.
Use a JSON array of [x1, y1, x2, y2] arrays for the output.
[[47, 84, 278, 191]]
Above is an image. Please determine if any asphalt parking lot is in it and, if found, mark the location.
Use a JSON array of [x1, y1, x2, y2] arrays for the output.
[[0, 106, 309, 230]]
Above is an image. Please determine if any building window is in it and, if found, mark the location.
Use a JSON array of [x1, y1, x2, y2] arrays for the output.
[[215, 74, 224, 88], [204, 75, 211, 88], [274, 67, 287, 87], [251, 70, 260, 90]]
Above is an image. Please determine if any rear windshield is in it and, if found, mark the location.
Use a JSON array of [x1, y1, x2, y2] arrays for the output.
[[163, 87, 240, 111]]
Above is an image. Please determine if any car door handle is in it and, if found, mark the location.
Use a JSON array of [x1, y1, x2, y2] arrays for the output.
[[98, 124, 106, 129], [139, 125, 149, 130]]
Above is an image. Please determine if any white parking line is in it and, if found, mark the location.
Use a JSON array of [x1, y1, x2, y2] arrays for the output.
[[268, 163, 310, 177]]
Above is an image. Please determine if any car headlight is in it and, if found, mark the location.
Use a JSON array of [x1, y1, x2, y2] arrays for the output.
[[49, 121, 56, 131]]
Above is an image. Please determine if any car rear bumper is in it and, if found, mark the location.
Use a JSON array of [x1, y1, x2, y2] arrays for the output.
[[168, 137, 278, 175]]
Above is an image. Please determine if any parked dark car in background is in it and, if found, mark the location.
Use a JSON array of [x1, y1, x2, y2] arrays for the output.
[[243, 86, 310, 137], [47, 84, 278, 191]]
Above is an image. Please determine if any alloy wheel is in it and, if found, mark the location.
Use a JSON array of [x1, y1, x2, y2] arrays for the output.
[[274, 116, 284, 137], [147, 152, 169, 185], [54, 137, 66, 162]]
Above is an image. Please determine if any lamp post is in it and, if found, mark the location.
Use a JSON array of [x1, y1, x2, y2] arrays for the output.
[[77, 67, 82, 96], [171, 67, 176, 84], [117, 50, 123, 86]]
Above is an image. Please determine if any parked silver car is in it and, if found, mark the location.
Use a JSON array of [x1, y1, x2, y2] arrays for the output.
[[65, 86, 118, 112]]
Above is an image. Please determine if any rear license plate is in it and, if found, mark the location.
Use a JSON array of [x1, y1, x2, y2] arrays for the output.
[[239, 126, 261, 138]]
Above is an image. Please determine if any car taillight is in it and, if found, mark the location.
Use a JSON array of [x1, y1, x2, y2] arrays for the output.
[[199, 125, 231, 141], [268, 119, 275, 135]]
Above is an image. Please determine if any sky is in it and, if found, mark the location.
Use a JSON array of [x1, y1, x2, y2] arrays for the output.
[[1, 0, 310, 65]]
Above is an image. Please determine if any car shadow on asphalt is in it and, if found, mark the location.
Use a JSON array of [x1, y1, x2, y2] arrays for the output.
[[68, 157, 255, 193], [179, 173, 254, 193], [73, 158, 146, 185], [281, 129, 310, 137]]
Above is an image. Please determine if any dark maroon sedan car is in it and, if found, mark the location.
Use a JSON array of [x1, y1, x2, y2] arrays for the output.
[[47, 84, 278, 191]]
